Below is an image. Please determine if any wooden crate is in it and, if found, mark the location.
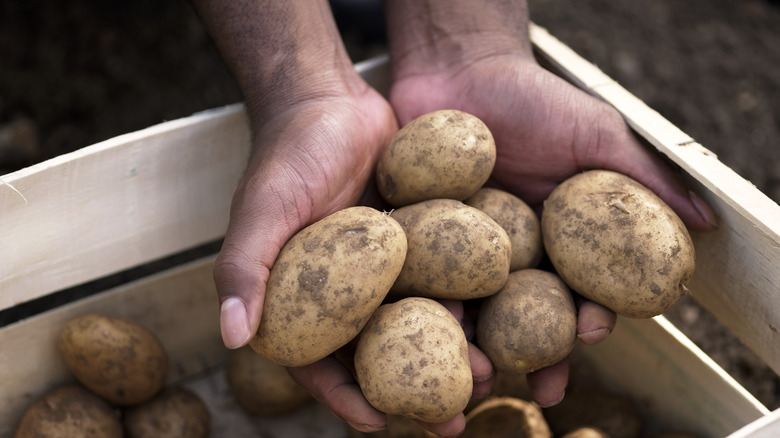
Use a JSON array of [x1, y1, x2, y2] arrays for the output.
[[1, 25, 779, 437]]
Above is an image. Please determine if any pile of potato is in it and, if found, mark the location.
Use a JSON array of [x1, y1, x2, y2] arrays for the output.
[[248, 109, 697, 434], [14, 313, 210, 438]]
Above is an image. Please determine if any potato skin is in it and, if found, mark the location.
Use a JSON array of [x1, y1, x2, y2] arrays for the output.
[[390, 199, 511, 300], [354, 297, 472, 424], [541, 170, 695, 318], [465, 188, 544, 271], [463, 397, 551, 438], [226, 346, 311, 416], [123, 386, 210, 438], [376, 109, 496, 207], [476, 269, 577, 374], [250, 206, 407, 367], [57, 314, 168, 406], [14, 384, 122, 438]]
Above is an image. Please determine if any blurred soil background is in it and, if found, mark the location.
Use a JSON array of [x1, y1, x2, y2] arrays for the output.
[[1, 0, 778, 413]]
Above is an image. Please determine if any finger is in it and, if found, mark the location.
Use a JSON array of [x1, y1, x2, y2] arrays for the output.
[[287, 356, 387, 433], [576, 300, 617, 345], [416, 413, 467, 438], [526, 358, 569, 408], [438, 299, 465, 324], [469, 342, 495, 399]]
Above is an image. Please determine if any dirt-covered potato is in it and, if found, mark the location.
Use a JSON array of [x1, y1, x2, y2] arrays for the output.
[[543, 390, 643, 438], [465, 187, 543, 271], [390, 199, 511, 300], [123, 386, 210, 438], [57, 313, 168, 406], [462, 396, 551, 438], [541, 170, 695, 318], [354, 297, 472, 424], [376, 109, 496, 207], [476, 269, 577, 374], [14, 384, 122, 438], [226, 346, 311, 416], [251, 206, 407, 367]]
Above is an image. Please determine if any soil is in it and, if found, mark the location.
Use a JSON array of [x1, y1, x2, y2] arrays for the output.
[[1, 0, 778, 417]]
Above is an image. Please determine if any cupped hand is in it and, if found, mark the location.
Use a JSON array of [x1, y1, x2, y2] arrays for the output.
[[388, 53, 717, 407], [214, 83, 398, 350]]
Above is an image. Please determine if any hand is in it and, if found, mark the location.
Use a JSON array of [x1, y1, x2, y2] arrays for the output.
[[387, 53, 716, 408]]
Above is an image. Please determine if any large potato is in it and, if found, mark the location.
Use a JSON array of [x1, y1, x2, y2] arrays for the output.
[[14, 384, 122, 438], [251, 206, 407, 367], [226, 346, 311, 416], [123, 386, 210, 438], [476, 269, 577, 374], [541, 170, 695, 318], [390, 199, 511, 300], [376, 109, 496, 207], [354, 297, 472, 424], [465, 187, 544, 271], [57, 313, 168, 406]]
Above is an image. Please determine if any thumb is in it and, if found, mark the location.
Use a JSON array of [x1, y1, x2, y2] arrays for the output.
[[214, 163, 312, 349]]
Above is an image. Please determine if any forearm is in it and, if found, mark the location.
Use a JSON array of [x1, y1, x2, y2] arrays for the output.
[[192, 0, 356, 122], [383, 0, 534, 76]]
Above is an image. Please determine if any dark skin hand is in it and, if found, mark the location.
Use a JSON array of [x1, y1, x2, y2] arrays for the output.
[[193, 0, 717, 436]]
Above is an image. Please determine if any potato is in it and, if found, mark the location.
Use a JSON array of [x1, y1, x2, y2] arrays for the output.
[[14, 384, 122, 438], [562, 427, 611, 438], [476, 269, 577, 374], [123, 386, 210, 438], [390, 199, 511, 300], [541, 170, 695, 318], [462, 397, 551, 438], [376, 109, 496, 207], [57, 313, 168, 406], [465, 187, 543, 271], [543, 390, 643, 438], [354, 297, 472, 424], [250, 206, 407, 367], [226, 346, 311, 416]]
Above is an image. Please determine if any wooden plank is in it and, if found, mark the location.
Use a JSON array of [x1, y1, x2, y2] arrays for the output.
[[529, 23, 780, 376], [575, 316, 768, 438], [0, 256, 225, 437], [0, 105, 251, 311], [727, 408, 780, 438]]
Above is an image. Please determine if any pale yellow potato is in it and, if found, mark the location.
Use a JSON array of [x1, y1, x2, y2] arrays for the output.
[[465, 187, 543, 271], [251, 206, 407, 367], [376, 109, 496, 207], [226, 346, 311, 416], [57, 313, 168, 406], [14, 384, 122, 438], [390, 199, 511, 300], [541, 170, 695, 319], [123, 386, 210, 438], [476, 269, 577, 374], [354, 297, 472, 424]]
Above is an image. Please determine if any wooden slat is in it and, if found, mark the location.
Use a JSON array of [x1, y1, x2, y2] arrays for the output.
[[0, 256, 224, 437], [575, 316, 768, 438], [529, 23, 780, 376], [727, 408, 780, 438], [0, 105, 251, 311]]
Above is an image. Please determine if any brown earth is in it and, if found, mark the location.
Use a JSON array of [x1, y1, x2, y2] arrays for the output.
[[1, 0, 778, 418]]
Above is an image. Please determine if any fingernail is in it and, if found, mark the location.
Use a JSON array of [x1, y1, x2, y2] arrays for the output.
[[220, 297, 252, 349], [689, 190, 718, 229], [577, 327, 611, 345], [347, 422, 386, 432], [538, 390, 565, 408]]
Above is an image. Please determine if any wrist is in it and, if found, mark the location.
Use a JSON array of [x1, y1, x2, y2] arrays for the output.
[[384, 0, 535, 78]]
